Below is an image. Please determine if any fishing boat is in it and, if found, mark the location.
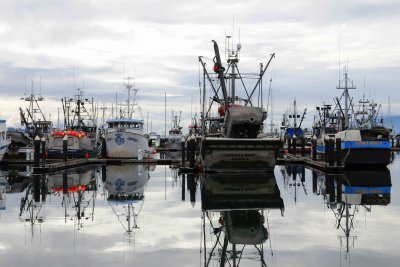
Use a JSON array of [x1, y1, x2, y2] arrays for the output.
[[0, 119, 11, 162], [105, 79, 151, 158], [281, 99, 307, 141], [8, 88, 52, 148], [198, 38, 281, 172], [47, 89, 100, 158], [162, 111, 183, 151], [314, 68, 391, 168]]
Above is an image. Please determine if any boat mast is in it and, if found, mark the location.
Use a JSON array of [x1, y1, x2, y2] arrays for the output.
[[337, 68, 356, 130], [293, 99, 297, 128]]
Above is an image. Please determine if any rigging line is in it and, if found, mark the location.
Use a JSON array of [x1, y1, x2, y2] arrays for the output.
[[235, 66, 253, 106], [205, 229, 222, 267], [265, 211, 274, 256], [198, 61, 202, 110], [253, 245, 268, 267], [236, 245, 246, 266], [108, 202, 128, 232]]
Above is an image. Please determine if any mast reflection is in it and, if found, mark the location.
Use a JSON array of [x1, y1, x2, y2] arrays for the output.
[[48, 166, 98, 229], [312, 168, 391, 261], [201, 172, 284, 266]]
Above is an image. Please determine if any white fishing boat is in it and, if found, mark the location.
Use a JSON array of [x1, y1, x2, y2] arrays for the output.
[[0, 119, 11, 162], [105, 79, 151, 158]]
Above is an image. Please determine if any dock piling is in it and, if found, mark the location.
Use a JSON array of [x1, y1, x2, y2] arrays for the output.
[[101, 135, 107, 158], [311, 136, 317, 161], [301, 137, 306, 157], [181, 174, 186, 201], [63, 135, 68, 163], [335, 138, 342, 167], [325, 137, 335, 167], [181, 138, 186, 166], [292, 137, 297, 155], [34, 135, 41, 168], [41, 136, 46, 167]]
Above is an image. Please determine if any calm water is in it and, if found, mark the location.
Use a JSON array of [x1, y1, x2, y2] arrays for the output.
[[0, 153, 399, 267]]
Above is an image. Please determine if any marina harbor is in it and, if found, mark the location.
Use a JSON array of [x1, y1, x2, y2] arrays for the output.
[[1, 2, 400, 266]]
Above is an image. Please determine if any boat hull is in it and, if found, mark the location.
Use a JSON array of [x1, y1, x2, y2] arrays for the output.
[[163, 133, 183, 151], [340, 148, 391, 167], [200, 137, 281, 172], [47, 135, 100, 158], [105, 131, 150, 158], [316, 139, 391, 168]]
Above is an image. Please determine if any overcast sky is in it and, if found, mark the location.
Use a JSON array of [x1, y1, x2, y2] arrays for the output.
[[1, 0, 399, 133]]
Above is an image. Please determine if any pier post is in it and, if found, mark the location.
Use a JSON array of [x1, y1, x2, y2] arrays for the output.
[[101, 165, 107, 183], [292, 137, 297, 155], [301, 137, 306, 157], [101, 135, 107, 158], [326, 174, 335, 204], [312, 171, 317, 194], [335, 138, 342, 167], [63, 171, 68, 194], [312, 136, 317, 161], [336, 175, 342, 203], [181, 174, 186, 201], [391, 136, 395, 148], [41, 175, 46, 202], [63, 135, 68, 163], [181, 137, 186, 166], [286, 138, 291, 154], [325, 138, 334, 167], [41, 136, 46, 167], [188, 173, 196, 207], [33, 174, 40, 203], [34, 135, 41, 168], [188, 135, 196, 168]]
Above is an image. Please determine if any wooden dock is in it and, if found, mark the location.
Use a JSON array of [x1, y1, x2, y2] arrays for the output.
[[277, 154, 345, 173], [1, 157, 180, 174]]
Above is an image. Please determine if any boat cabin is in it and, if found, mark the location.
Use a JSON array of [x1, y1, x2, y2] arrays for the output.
[[106, 118, 144, 130]]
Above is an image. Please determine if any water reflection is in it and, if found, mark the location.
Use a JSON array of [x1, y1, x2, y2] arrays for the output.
[[103, 164, 154, 246], [53, 167, 97, 227], [280, 164, 307, 203], [312, 168, 392, 261], [201, 172, 284, 266]]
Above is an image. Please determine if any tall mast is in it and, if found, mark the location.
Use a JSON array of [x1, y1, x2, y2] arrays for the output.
[[337, 68, 356, 129], [293, 99, 297, 128]]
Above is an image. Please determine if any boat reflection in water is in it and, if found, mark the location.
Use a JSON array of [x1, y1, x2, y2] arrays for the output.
[[312, 168, 391, 260], [280, 164, 307, 203], [103, 164, 151, 245], [201, 172, 284, 266], [47, 166, 98, 229]]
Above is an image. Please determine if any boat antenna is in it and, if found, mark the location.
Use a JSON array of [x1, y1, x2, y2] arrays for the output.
[[338, 31, 341, 85], [72, 65, 75, 91], [164, 91, 167, 137]]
